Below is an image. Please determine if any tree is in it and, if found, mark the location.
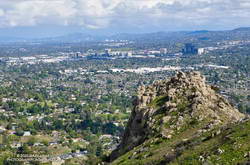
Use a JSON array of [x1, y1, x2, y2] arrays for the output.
[[18, 144, 30, 154], [15, 129, 24, 136], [96, 144, 103, 157], [54, 120, 64, 129]]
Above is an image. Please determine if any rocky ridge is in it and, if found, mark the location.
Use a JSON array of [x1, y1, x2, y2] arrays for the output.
[[110, 71, 245, 163]]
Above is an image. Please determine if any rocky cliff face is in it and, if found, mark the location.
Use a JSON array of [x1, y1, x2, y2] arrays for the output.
[[110, 71, 245, 162]]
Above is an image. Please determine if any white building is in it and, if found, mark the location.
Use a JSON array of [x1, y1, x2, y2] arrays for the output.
[[23, 131, 31, 136], [127, 52, 133, 57], [198, 48, 205, 55], [160, 48, 168, 54]]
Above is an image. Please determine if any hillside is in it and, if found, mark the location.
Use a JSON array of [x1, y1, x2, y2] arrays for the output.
[[4, 27, 250, 43], [109, 72, 248, 164]]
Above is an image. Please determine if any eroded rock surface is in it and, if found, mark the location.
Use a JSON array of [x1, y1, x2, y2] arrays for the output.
[[110, 71, 245, 161]]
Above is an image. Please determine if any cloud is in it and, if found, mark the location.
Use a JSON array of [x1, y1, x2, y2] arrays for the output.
[[0, 0, 249, 30]]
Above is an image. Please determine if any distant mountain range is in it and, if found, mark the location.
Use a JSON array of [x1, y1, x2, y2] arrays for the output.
[[1, 27, 250, 43]]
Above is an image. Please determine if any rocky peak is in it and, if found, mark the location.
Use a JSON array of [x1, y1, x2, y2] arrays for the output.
[[137, 71, 206, 107], [110, 71, 245, 161]]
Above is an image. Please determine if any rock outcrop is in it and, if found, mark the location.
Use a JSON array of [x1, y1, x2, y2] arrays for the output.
[[110, 71, 245, 161]]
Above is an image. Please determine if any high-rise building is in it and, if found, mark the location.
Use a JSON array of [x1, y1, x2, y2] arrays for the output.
[[76, 52, 81, 58], [182, 43, 198, 55]]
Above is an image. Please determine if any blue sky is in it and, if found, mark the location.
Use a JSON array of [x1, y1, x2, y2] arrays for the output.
[[0, 0, 250, 38]]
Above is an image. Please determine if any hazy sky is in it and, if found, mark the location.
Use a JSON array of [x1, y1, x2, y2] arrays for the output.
[[0, 0, 250, 37]]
